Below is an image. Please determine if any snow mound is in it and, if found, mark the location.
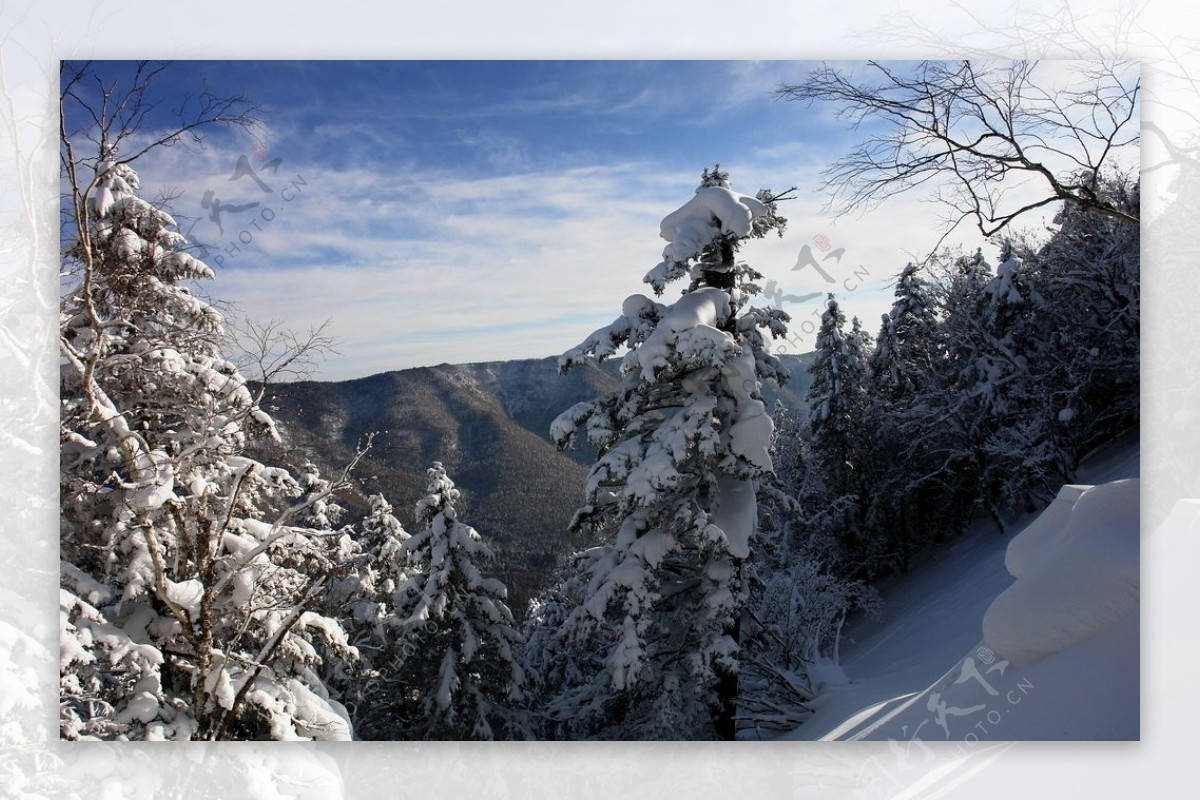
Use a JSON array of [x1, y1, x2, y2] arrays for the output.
[[659, 185, 764, 243], [983, 478, 1139, 667], [1004, 484, 1090, 577], [786, 437, 1140, 743], [651, 185, 768, 270], [164, 578, 205, 621]]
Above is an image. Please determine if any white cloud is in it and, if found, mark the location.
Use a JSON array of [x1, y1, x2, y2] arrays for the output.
[[132, 136, 1002, 380], [120, 61, 1085, 382], [132, 146, 696, 379]]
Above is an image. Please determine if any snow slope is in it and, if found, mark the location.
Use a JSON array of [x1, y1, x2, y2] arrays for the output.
[[783, 432, 1139, 743]]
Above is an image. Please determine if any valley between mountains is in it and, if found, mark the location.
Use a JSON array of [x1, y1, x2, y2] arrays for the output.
[[253, 353, 814, 612]]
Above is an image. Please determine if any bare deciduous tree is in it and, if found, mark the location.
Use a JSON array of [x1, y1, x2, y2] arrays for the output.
[[225, 315, 340, 394], [778, 60, 1139, 237]]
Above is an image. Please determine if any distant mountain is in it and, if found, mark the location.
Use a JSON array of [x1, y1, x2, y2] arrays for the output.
[[254, 352, 814, 613]]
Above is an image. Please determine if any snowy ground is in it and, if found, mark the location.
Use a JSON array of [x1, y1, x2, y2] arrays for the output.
[[781, 431, 1140, 744]]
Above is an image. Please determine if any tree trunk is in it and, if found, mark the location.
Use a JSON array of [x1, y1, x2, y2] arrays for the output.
[[713, 577, 742, 741]]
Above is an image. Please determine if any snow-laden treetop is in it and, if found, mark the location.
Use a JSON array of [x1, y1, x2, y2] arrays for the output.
[[641, 166, 786, 297], [560, 169, 787, 376], [657, 184, 768, 266]]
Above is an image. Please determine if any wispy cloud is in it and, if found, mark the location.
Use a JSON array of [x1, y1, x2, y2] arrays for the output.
[[116, 60, 1019, 381]]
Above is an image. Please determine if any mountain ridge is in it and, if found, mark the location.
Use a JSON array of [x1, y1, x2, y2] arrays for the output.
[[254, 351, 815, 611]]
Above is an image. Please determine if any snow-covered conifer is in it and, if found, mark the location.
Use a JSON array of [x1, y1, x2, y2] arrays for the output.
[[321, 493, 415, 739], [803, 296, 875, 571], [356, 493, 412, 607], [294, 460, 347, 531], [60, 144, 359, 740], [869, 263, 940, 402], [544, 167, 791, 739], [1013, 170, 1140, 465], [864, 263, 943, 570], [807, 297, 867, 468], [891, 249, 1004, 537], [390, 464, 527, 740]]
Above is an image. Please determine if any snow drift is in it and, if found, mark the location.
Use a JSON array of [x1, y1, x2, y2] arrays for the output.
[[983, 479, 1139, 667], [786, 439, 1140, 743]]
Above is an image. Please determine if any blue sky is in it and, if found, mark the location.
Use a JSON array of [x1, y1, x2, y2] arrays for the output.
[[68, 60, 1003, 380]]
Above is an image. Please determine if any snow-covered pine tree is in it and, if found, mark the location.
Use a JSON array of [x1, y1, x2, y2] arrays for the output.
[[520, 558, 610, 739], [807, 296, 857, 491], [351, 493, 412, 628], [390, 463, 527, 740], [544, 167, 791, 739], [870, 263, 940, 403], [969, 248, 1065, 507], [865, 263, 943, 570], [923, 247, 1050, 528], [804, 295, 874, 573], [319, 492, 413, 738], [60, 70, 361, 740], [1013, 169, 1140, 464], [294, 460, 348, 531], [978, 174, 1138, 511]]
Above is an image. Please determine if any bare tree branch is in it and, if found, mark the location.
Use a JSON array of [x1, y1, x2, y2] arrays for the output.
[[60, 60, 260, 259], [778, 59, 1139, 238], [224, 315, 340, 395]]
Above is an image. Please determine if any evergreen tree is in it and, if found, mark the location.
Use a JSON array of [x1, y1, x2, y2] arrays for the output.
[[1015, 170, 1140, 457], [294, 460, 347, 531], [356, 493, 413, 614], [520, 557, 610, 739], [322, 493, 413, 738], [985, 170, 1140, 507], [391, 463, 527, 740], [973, 251, 1061, 506], [901, 249, 1004, 536], [869, 263, 940, 403], [865, 263, 944, 569], [932, 247, 1054, 521], [542, 167, 791, 739], [804, 296, 874, 571]]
